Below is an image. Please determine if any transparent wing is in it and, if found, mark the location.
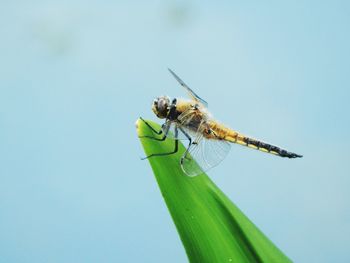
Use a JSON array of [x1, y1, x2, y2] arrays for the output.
[[180, 126, 231, 177], [168, 68, 208, 107]]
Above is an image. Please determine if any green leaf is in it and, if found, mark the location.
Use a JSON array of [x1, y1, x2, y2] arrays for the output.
[[136, 119, 292, 263]]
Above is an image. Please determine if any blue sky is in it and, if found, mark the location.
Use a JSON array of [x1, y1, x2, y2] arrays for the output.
[[0, 1, 349, 262]]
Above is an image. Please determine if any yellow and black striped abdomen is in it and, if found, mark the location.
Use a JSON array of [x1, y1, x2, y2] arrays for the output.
[[209, 122, 302, 158]]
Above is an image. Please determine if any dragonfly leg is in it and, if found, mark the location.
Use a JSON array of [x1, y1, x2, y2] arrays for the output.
[[139, 117, 163, 135], [141, 127, 178, 160], [179, 127, 193, 164], [139, 133, 167, 141], [139, 118, 169, 141]]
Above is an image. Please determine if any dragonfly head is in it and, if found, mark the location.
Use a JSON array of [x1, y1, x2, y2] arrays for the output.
[[152, 96, 171, 119]]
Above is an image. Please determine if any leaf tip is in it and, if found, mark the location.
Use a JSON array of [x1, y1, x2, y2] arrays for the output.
[[135, 118, 142, 136]]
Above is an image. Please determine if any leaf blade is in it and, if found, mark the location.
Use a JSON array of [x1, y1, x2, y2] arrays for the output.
[[137, 119, 291, 263]]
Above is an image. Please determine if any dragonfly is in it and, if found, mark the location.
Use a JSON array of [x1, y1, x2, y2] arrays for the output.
[[140, 69, 302, 177]]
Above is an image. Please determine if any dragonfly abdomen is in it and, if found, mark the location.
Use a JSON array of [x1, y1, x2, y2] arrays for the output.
[[216, 126, 302, 158], [241, 137, 302, 158]]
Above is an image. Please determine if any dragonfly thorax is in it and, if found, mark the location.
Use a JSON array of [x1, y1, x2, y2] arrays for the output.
[[152, 96, 171, 119]]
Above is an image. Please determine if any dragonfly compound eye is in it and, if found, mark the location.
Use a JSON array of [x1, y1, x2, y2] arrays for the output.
[[152, 96, 170, 119]]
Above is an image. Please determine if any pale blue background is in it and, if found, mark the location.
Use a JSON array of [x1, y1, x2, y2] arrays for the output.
[[1, 1, 349, 262]]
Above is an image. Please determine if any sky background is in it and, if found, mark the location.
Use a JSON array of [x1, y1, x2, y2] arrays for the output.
[[1, 1, 349, 262]]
